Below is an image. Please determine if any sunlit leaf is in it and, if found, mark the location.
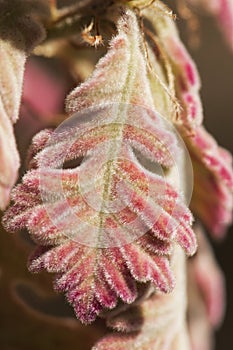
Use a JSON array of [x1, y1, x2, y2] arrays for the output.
[[3, 8, 196, 324]]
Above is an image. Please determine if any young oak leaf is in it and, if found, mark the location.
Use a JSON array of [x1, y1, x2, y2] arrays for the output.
[[2, 8, 197, 324], [3, 139, 195, 323]]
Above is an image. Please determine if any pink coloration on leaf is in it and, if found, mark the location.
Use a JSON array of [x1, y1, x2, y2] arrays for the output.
[[27, 129, 54, 169], [93, 246, 190, 350], [152, 3, 233, 237], [164, 36, 202, 129], [66, 14, 156, 114], [2, 9, 196, 324], [191, 127, 233, 188], [184, 126, 233, 237], [148, 8, 203, 129], [3, 148, 195, 323], [145, 4, 232, 238]]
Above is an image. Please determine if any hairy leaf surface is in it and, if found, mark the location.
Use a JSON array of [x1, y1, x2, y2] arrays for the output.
[[93, 247, 190, 350], [185, 0, 233, 51], [144, 3, 202, 129], [3, 9, 196, 324]]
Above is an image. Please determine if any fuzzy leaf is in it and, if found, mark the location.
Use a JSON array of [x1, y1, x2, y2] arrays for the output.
[[144, 3, 203, 129], [3, 8, 196, 324], [93, 247, 191, 350], [142, 4, 233, 236], [3, 149, 195, 323]]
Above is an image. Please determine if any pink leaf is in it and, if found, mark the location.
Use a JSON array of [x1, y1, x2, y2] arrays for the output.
[[145, 5, 202, 129], [2, 8, 196, 324]]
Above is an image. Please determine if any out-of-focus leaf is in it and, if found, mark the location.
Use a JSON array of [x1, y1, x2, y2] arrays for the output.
[[0, 0, 49, 209], [187, 225, 226, 350], [0, 39, 25, 209]]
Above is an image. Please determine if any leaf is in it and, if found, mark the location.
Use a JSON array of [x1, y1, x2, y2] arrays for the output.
[[142, 3, 233, 236], [3, 8, 196, 324], [143, 3, 203, 129], [93, 246, 191, 350], [183, 126, 233, 237], [187, 225, 226, 350], [189, 225, 225, 328], [0, 38, 25, 209], [0, 0, 49, 209], [3, 151, 195, 323]]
